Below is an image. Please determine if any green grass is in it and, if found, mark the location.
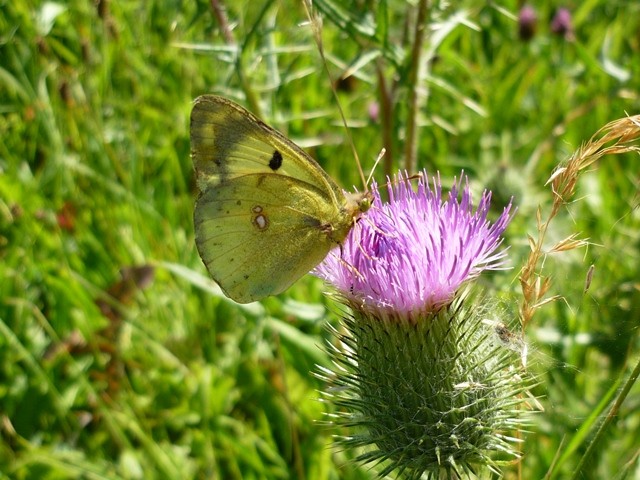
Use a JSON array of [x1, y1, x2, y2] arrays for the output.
[[1, 0, 640, 478]]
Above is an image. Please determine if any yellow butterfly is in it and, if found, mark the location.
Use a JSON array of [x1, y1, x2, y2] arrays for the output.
[[191, 95, 372, 303]]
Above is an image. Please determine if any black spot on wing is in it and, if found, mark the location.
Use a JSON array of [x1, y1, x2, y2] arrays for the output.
[[269, 150, 283, 171]]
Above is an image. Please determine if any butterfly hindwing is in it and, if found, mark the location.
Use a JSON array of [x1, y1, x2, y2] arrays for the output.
[[194, 173, 337, 303]]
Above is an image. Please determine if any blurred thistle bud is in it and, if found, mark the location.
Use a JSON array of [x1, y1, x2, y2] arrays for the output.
[[518, 5, 537, 41], [315, 171, 533, 477], [551, 7, 574, 41], [368, 101, 380, 123]]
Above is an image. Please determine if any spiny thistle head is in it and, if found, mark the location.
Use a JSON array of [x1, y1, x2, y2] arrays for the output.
[[315, 171, 532, 479]]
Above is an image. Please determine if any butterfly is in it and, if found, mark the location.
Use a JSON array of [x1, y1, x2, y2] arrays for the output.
[[191, 95, 372, 303]]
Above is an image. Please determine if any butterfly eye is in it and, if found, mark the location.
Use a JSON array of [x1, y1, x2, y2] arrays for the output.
[[359, 197, 372, 213]]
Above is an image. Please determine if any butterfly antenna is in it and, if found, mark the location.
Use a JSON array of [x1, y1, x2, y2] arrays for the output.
[[366, 148, 386, 187], [302, 0, 368, 191]]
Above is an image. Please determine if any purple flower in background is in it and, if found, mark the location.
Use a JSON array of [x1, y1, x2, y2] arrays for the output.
[[551, 7, 574, 40], [518, 5, 537, 41], [367, 101, 380, 123], [315, 170, 514, 318]]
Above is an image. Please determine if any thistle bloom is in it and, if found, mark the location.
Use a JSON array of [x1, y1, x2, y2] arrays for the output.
[[315, 171, 528, 478], [315, 170, 514, 317], [518, 5, 537, 41], [551, 7, 574, 41]]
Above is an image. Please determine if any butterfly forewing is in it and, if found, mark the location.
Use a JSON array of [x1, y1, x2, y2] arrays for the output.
[[191, 96, 341, 198]]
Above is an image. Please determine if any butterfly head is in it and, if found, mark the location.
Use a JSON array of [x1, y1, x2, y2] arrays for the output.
[[332, 190, 374, 243], [344, 190, 373, 215]]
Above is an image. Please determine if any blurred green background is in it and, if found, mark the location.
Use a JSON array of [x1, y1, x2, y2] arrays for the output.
[[1, 1, 639, 478]]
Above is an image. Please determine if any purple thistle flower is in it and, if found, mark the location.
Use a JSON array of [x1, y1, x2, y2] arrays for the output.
[[317, 171, 530, 477], [315, 170, 514, 317], [551, 7, 574, 40], [518, 5, 537, 41]]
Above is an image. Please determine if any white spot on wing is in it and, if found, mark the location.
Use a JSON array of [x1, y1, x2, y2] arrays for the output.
[[251, 205, 268, 231]]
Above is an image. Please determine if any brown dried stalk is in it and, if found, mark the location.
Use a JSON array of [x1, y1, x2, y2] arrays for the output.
[[519, 114, 640, 332]]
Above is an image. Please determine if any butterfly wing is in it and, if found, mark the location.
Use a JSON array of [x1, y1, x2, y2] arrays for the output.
[[194, 173, 339, 303], [191, 95, 344, 200], [191, 95, 367, 303]]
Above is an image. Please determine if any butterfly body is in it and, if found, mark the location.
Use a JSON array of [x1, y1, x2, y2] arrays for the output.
[[191, 95, 370, 303]]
